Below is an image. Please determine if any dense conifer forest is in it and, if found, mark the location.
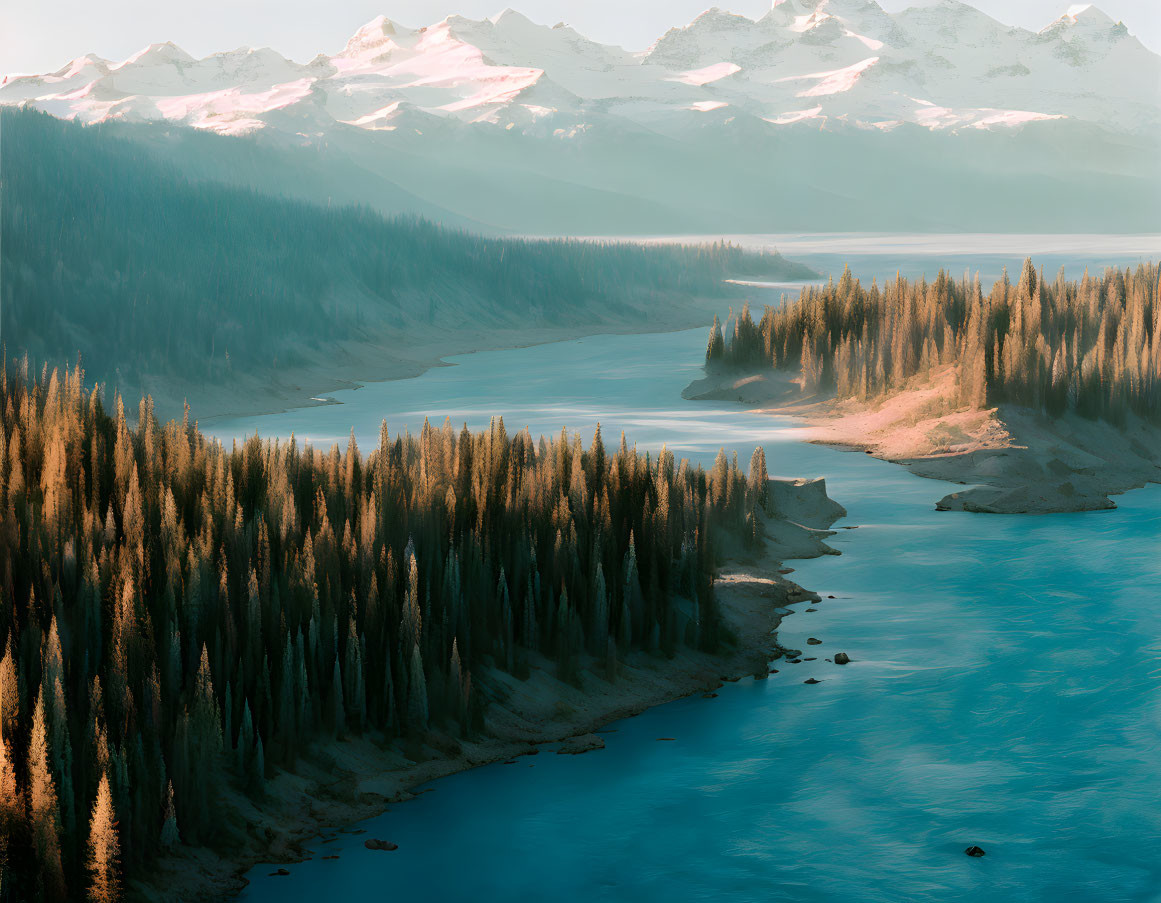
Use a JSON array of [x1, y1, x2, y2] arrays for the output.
[[0, 358, 770, 900], [1, 109, 812, 397], [707, 260, 1161, 423]]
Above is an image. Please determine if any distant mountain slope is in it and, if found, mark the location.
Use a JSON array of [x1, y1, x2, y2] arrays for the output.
[[3, 2, 1158, 232], [1, 109, 808, 410]]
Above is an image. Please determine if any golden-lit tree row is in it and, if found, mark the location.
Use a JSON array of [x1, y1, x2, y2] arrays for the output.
[[707, 259, 1161, 422], [0, 360, 768, 900]]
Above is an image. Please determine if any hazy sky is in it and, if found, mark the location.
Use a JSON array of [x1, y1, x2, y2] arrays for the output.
[[6, 0, 1159, 74]]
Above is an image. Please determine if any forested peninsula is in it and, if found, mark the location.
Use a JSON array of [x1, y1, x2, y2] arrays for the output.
[[688, 260, 1161, 512], [0, 360, 842, 900]]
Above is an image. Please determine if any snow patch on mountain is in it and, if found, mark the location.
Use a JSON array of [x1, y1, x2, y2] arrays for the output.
[[690, 99, 730, 112], [670, 61, 741, 86], [780, 56, 879, 96], [767, 104, 825, 124]]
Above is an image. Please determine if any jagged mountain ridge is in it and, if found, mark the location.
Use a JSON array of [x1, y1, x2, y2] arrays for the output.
[[4, 1, 1156, 136]]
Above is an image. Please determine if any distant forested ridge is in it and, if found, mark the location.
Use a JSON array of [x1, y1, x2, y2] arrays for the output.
[[0, 359, 772, 899], [1, 108, 813, 400], [707, 259, 1161, 423]]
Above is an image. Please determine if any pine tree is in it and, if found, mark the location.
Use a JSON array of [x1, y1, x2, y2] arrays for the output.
[[87, 773, 120, 903], [30, 687, 66, 899], [159, 781, 179, 849], [705, 315, 725, 367], [407, 644, 428, 731], [747, 447, 769, 511]]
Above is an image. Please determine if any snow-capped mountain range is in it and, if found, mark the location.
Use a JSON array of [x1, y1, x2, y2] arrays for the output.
[[5, 1, 1158, 234], [4, 1, 1156, 138]]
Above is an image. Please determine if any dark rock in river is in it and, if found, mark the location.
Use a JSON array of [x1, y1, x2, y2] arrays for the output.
[[834, 652, 851, 665], [365, 839, 398, 851], [804, 678, 822, 684], [269, 868, 291, 876], [965, 846, 986, 857], [557, 733, 605, 755], [807, 638, 822, 645]]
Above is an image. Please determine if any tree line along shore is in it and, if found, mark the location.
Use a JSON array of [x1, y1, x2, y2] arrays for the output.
[[707, 259, 1161, 424], [0, 358, 780, 901]]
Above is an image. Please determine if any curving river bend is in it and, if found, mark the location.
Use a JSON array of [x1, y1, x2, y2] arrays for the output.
[[211, 236, 1161, 902]]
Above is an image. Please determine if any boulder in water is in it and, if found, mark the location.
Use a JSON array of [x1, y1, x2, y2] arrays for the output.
[[557, 733, 605, 755], [834, 652, 851, 665], [964, 846, 986, 858], [807, 638, 822, 645], [364, 838, 398, 852], [269, 868, 291, 876]]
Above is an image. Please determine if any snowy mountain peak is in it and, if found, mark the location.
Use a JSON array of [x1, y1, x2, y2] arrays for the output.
[[343, 16, 403, 57], [115, 42, 194, 70], [58, 54, 111, 79], [688, 8, 755, 31], [490, 8, 535, 27], [1037, 3, 1134, 58], [1063, 4, 1114, 25], [1041, 4, 1121, 36]]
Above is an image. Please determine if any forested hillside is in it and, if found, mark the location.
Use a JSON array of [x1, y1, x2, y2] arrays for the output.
[[707, 259, 1161, 423], [1, 109, 812, 409], [0, 358, 771, 899]]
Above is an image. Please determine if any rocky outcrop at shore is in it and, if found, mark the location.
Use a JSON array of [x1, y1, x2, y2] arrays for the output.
[[682, 370, 801, 406], [557, 734, 606, 755], [687, 364, 1161, 515]]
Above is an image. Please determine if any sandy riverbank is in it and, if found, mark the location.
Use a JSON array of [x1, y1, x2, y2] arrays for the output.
[[132, 479, 846, 902], [685, 365, 1161, 514]]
